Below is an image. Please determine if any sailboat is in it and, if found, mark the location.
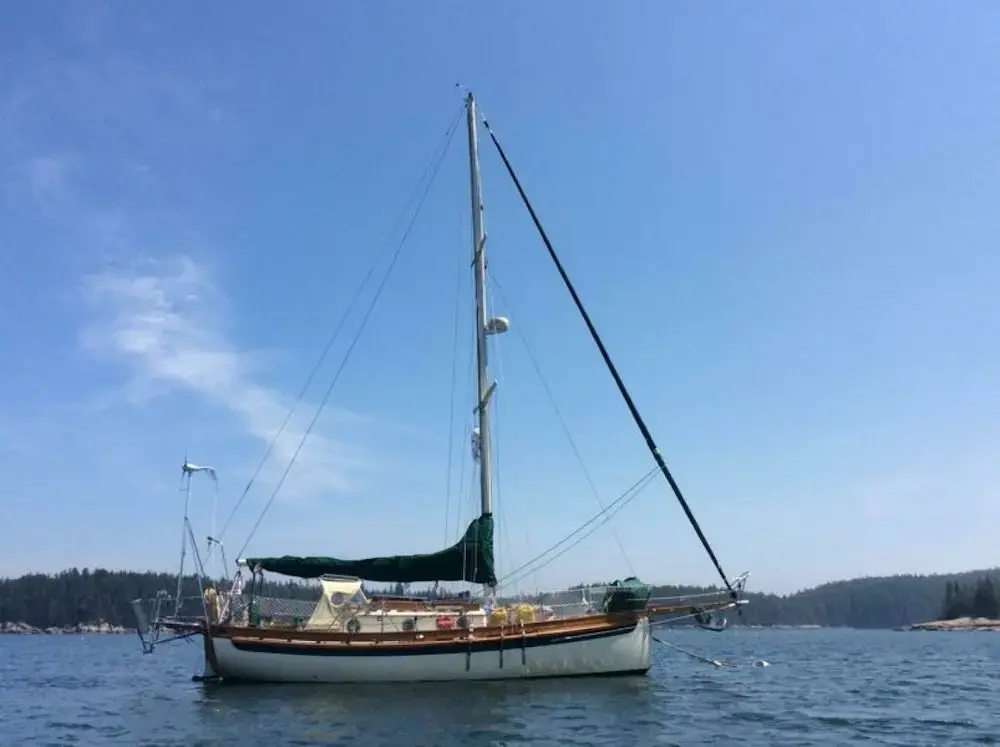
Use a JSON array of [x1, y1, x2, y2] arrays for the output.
[[132, 92, 750, 683]]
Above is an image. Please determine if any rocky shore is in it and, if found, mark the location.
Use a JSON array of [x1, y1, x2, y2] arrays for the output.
[[903, 616, 1000, 632], [1, 621, 132, 635]]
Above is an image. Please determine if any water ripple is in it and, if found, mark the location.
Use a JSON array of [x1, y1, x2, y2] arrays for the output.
[[2, 629, 999, 746]]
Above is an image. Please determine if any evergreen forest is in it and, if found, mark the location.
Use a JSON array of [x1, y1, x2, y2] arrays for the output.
[[2, 567, 998, 631]]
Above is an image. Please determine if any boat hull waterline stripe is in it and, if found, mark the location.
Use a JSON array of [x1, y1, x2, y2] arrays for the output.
[[225, 621, 638, 658]]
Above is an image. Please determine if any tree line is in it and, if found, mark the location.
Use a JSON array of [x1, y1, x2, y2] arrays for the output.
[[0, 568, 320, 630], [674, 569, 1000, 628], [940, 576, 998, 620], [1, 566, 998, 630]]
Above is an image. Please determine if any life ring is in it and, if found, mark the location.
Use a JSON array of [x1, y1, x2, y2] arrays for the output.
[[346, 617, 361, 635], [456, 613, 469, 630], [435, 615, 455, 630], [402, 617, 416, 632]]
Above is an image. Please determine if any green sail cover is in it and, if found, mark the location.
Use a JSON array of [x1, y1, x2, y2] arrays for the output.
[[245, 514, 496, 585], [601, 576, 652, 614]]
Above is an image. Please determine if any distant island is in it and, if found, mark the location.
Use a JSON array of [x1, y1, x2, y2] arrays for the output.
[[898, 577, 1000, 631], [1, 566, 998, 633]]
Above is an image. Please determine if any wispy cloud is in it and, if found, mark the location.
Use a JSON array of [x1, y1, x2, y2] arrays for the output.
[[79, 255, 373, 500], [0, 9, 374, 506]]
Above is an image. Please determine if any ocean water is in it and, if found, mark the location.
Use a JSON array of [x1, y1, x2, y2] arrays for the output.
[[1, 628, 997, 746]]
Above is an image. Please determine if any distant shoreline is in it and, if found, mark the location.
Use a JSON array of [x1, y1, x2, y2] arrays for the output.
[[5, 618, 1000, 635], [1, 622, 131, 635], [4, 620, 1000, 635], [5, 566, 1000, 631], [900, 616, 1000, 632]]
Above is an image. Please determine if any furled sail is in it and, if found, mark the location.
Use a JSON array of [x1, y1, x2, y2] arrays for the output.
[[244, 514, 496, 585]]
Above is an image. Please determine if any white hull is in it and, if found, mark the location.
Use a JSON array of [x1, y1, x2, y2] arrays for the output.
[[206, 618, 651, 683]]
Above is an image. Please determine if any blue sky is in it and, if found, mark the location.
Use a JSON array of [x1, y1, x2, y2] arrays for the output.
[[2, 2, 999, 594]]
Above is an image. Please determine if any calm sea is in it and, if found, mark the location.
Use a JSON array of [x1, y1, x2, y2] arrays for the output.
[[1, 628, 997, 746]]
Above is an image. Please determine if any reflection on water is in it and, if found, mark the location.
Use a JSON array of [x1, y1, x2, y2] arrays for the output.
[[195, 675, 660, 745]]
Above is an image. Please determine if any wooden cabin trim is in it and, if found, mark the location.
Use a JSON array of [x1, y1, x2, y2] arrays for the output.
[[219, 615, 641, 656], [211, 611, 641, 648]]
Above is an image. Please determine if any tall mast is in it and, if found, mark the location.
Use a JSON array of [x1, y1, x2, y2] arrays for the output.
[[175, 466, 192, 616], [467, 93, 494, 519]]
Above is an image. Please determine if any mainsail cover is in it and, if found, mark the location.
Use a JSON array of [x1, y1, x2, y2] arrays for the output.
[[245, 514, 496, 585]]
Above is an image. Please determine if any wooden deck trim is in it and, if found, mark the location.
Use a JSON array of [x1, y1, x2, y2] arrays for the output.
[[222, 615, 640, 656], [164, 597, 736, 652], [212, 611, 640, 648]]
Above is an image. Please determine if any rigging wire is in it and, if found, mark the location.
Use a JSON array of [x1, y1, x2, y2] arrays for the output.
[[484, 279, 512, 596], [485, 285, 543, 593], [651, 634, 734, 668], [489, 353, 519, 598], [481, 114, 738, 601], [498, 466, 659, 589], [489, 273, 636, 576], [442, 227, 464, 545], [236, 109, 465, 560], [453, 340, 475, 543], [218, 102, 466, 544], [492, 390, 506, 596]]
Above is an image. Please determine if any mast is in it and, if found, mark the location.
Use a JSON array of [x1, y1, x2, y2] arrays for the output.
[[466, 92, 494, 520], [175, 466, 191, 616]]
